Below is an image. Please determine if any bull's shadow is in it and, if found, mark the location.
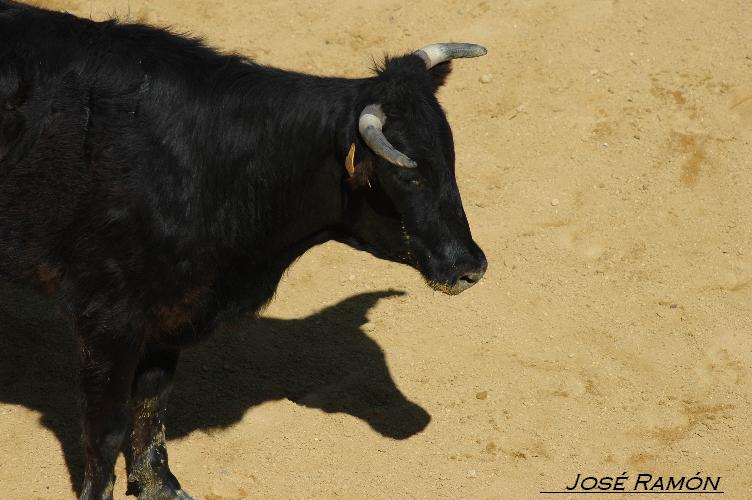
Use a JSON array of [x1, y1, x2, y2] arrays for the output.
[[0, 282, 430, 495]]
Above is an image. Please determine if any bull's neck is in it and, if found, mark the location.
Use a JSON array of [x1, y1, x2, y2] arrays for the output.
[[217, 65, 365, 262]]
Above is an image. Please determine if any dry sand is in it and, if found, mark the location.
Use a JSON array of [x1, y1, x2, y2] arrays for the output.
[[1, 0, 751, 498]]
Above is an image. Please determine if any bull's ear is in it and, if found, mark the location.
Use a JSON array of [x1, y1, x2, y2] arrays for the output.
[[345, 143, 376, 190], [429, 61, 453, 91]]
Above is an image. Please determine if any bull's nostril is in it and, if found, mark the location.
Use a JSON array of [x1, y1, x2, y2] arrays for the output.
[[453, 270, 484, 294], [460, 272, 480, 285]]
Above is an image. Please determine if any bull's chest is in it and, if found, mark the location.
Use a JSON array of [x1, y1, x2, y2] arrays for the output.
[[146, 264, 285, 348]]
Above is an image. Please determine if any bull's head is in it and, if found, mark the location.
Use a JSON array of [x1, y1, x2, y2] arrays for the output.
[[339, 43, 488, 295]]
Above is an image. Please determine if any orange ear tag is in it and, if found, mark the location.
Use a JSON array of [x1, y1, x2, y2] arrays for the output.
[[345, 143, 356, 177]]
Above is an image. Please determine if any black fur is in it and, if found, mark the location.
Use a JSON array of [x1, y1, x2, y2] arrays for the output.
[[0, 2, 486, 498]]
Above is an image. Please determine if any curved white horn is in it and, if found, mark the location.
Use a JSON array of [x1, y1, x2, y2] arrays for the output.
[[414, 43, 487, 69], [358, 104, 417, 169]]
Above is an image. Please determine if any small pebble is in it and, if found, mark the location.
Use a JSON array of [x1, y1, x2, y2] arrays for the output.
[[475, 391, 488, 400], [479, 74, 493, 84], [550, 198, 560, 207]]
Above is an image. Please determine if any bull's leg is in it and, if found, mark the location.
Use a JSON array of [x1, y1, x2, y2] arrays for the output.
[[125, 349, 192, 500], [77, 316, 142, 500]]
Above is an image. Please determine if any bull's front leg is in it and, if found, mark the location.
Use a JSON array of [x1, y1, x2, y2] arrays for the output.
[[76, 313, 143, 500], [125, 349, 192, 500]]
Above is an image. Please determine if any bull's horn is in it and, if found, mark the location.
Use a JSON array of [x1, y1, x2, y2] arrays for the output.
[[414, 43, 487, 70], [358, 104, 417, 169]]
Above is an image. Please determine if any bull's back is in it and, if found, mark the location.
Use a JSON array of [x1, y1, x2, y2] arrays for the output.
[[0, 3, 265, 296], [0, 3, 219, 295], [0, 4, 117, 285]]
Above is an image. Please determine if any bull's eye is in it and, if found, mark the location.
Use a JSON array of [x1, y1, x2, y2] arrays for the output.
[[397, 172, 426, 188]]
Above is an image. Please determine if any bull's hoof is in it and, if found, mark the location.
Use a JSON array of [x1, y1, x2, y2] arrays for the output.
[[136, 486, 194, 500], [171, 489, 194, 500], [129, 475, 193, 500]]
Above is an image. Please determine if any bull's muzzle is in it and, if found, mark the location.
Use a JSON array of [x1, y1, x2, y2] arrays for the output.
[[432, 252, 488, 295]]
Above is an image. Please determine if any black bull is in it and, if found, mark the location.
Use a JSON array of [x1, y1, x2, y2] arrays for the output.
[[0, 1, 487, 498]]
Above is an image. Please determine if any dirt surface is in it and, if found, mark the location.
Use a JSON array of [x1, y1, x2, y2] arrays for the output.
[[2, 0, 751, 498]]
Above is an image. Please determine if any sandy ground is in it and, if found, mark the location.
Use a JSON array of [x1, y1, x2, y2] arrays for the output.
[[1, 0, 751, 498]]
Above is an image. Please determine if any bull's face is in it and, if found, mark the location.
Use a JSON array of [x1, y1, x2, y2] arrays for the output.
[[339, 44, 488, 295]]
